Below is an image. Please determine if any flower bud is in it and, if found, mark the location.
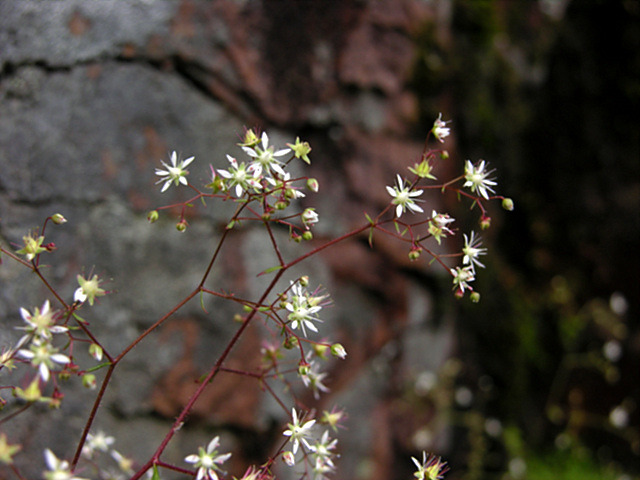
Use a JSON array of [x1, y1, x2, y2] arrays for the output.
[[307, 178, 319, 193], [470, 292, 481, 303], [233, 313, 245, 323], [51, 213, 67, 225], [82, 374, 97, 390], [480, 215, 491, 230], [331, 343, 347, 359], [283, 336, 299, 349], [408, 246, 422, 261], [502, 198, 514, 211], [440, 150, 449, 160], [176, 219, 188, 232], [88, 343, 103, 361], [299, 276, 309, 287], [302, 231, 313, 241], [275, 200, 288, 210], [147, 210, 159, 223], [313, 343, 329, 358], [282, 451, 295, 467], [298, 362, 310, 376]]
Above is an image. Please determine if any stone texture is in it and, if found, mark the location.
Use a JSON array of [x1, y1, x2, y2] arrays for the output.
[[0, 1, 453, 479]]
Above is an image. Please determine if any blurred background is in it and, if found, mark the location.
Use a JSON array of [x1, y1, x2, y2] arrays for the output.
[[0, 1, 638, 479]]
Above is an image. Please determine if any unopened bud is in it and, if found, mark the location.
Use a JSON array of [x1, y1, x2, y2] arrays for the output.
[[470, 292, 481, 303], [307, 178, 319, 193], [408, 247, 422, 261], [331, 343, 347, 359], [283, 336, 298, 349], [147, 210, 159, 223], [302, 231, 313, 241], [82, 374, 97, 390], [313, 343, 329, 358], [275, 201, 288, 210], [51, 213, 67, 225], [88, 343, 103, 361], [502, 198, 514, 211], [299, 276, 309, 287], [282, 451, 295, 467], [480, 215, 491, 230], [298, 362, 310, 376], [441, 150, 449, 160], [176, 219, 188, 232]]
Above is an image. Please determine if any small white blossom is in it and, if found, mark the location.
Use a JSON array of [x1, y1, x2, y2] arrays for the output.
[[429, 211, 455, 244], [386, 174, 424, 218], [301, 208, 319, 228], [218, 155, 262, 197], [242, 131, 291, 178], [431, 113, 451, 143], [155, 151, 195, 193], [184, 436, 232, 480], [43, 449, 89, 480], [463, 160, 497, 200], [609, 405, 629, 429], [16, 300, 67, 342], [311, 430, 338, 469], [82, 430, 115, 459], [462, 231, 487, 272], [18, 338, 70, 382], [283, 409, 316, 454], [451, 266, 475, 294], [411, 451, 449, 480], [301, 361, 330, 399], [285, 283, 327, 337]]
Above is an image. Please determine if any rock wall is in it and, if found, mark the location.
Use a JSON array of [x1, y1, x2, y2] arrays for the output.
[[0, 1, 456, 479]]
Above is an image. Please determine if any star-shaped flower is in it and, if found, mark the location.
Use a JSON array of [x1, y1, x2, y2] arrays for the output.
[[462, 231, 487, 272], [386, 174, 424, 218], [155, 151, 195, 193], [463, 160, 497, 200], [431, 113, 451, 143], [283, 409, 316, 454], [184, 436, 232, 480]]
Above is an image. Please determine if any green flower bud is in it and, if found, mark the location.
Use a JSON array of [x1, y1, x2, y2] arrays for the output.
[[147, 210, 159, 223], [408, 247, 422, 261], [51, 213, 67, 225], [302, 231, 313, 241], [331, 343, 347, 359], [176, 219, 188, 232], [480, 215, 491, 230], [307, 178, 319, 193], [470, 292, 481, 303], [441, 150, 449, 160], [299, 276, 309, 287], [283, 336, 298, 349], [502, 198, 514, 211], [82, 374, 97, 390], [298, 362, 310, 376]]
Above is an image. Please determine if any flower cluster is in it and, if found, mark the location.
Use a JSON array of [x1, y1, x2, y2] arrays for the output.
[[282, 409, 340, 479], [384, 114, 512, 298]]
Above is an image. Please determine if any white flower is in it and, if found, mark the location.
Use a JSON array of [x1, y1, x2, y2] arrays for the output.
[[301, 361, 330, 399], [155, 151, 195, 193], [82, 430, 115, 459], [285, 283, 326, 337], [217, 155, 262, 197], [18, 338, 70, 382], [386, 174, 424, 218], [428, 211, 455, 244], [283, 409, 316, 454], [451, 266, 475, 294], [432, 113, 451, 143], [310, 430, 338, 469], [184, 436, 232, 480], [16, 300, 67, 342], [462, 231, 487, 272], [242, 131, 291, 177], [411, 451, 448, 480], [463, 160, 497, 200], [43, 449, 89, 480], [301, 208, 319, 228]]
